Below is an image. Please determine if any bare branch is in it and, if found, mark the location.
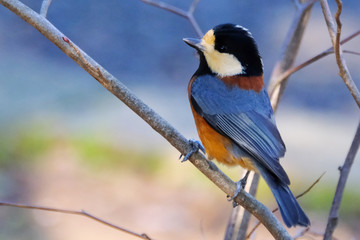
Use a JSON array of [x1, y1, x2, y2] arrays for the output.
[[295, 172, 326, 199], [189, 0, 199, 15], [224, 172, 259, 240], [0, 201, 152, 240], [324, 121, 360, 239], [320, 1, 360, 237], [320, 0, 360, 108], [140, 0, 203, 37], [293, 0, 302, 9], [187, 14, 202, 38], [334, 0, 342, 59], [224, 204, 240, 240], [268, 0, 316, 111], [236, 173, 259, 240], [294, 0, 318, 10], [304, 0, 319, 9], [187, 0, 202, 36], [269, 30, 360, 96], [40, 0, 52, 17], [295, 227, 341, 240], [299, 229, 339, 240], [343, 50, 360, 56], [141, 0, 187, 17], [0, 0, 290, 238]]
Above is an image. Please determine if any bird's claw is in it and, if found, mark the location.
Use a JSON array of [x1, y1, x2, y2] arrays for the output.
[[227, 181, 242, 207], [227, 171, 250, 207], [179, 139, 205, 162]]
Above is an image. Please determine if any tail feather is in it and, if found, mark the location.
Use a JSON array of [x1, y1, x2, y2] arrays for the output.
[[271, 182, 310, 227], [260, 167, 310, 228]]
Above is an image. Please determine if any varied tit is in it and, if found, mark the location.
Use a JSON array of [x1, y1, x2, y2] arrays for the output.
[[183, 23, 310, 228]]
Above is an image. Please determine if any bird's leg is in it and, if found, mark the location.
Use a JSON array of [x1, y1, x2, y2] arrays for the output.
[[227, 170, 251, 206], [179, 139, 205, 162]]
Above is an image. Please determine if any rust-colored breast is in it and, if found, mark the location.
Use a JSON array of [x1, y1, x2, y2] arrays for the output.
[[221, 75, 264, 92], [190, 105, 233, 163]]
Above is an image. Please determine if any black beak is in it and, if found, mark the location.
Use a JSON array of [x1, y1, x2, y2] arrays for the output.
[[183, 38, 204, 51]]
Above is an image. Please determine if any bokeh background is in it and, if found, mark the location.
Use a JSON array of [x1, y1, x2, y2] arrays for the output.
[[0, 0, 359, 239]]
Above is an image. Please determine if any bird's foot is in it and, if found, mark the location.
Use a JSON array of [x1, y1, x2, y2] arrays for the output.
[[227, 171, 251, 207], [179, 139, 205, 162]]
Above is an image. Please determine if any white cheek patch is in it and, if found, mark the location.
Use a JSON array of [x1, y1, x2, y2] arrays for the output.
[[202, 44, 245, 77]]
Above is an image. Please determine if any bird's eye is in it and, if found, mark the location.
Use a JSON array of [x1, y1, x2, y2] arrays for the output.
[[219, 45, 228, 52]]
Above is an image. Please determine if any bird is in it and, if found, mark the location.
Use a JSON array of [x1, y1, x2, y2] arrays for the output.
[[183, 23, 310, 228]]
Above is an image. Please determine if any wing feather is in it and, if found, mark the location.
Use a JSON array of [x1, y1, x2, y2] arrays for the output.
[[191, 75, 289, 184]]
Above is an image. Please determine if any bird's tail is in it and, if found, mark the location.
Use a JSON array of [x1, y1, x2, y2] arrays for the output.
[[260, 168, 310, 228]]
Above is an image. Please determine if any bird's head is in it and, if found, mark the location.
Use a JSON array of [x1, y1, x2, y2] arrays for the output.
[[184, 23, 263, 77]]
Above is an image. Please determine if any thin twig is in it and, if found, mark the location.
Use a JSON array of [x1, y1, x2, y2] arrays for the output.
[[40, 0, 52, 17], [320, 0, 360, 108], [0, 0, 291, 238], [189, 0, 199, 14], [268, 0, 317, 111], [224, 172, 259, 240], [343, 50, 360, 56], [303, 0, 319, 9], [140, 0, 203, 37], [269, 30, 360, 96], [295, 229, 339, 240], [224, 204, 240, 240], [141, 0, 187, 17], [0, 201, 152, 240], [236, 173, 260, 240], [236, 173, 259, 240], [293, 0, 302, 9], [324, 121, 360, 240], [334, 0, 342, 68], [247, 172, 325, 239]]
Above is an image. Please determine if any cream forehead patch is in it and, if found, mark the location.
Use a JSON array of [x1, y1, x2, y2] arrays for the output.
[[202, 29, 215, 46]]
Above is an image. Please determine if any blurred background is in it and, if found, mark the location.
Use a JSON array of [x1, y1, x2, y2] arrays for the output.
[[0, 0, 359, 239]]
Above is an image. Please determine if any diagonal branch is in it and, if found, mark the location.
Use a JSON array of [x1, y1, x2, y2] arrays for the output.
[[224, 172, 259, 240], [235, 173, 259, 240], [141, 0, 203, 37], [0, 0, 290, 239], [268, 0, 317, 111], [320, 0, 360, 108], [343, 50, 360, 56], [0, 201, 152, 240], [188, 0, 199, 15], [323, 120, 360, 239]]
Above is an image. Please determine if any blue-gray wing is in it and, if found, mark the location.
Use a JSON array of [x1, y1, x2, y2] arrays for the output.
[[191, 75, 289, 184]]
